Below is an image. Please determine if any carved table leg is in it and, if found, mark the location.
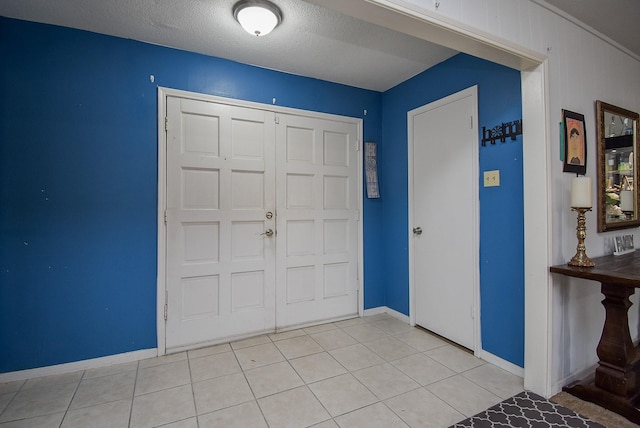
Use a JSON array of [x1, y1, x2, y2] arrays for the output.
[[596, 283, 640, 395], [564, 283, 640, 424]]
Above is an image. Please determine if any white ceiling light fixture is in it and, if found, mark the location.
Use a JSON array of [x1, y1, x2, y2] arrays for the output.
[[233, 0, 282, 37]]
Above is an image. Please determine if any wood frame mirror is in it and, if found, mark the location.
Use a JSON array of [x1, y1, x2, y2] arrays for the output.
[[596, 100, 640, 232]]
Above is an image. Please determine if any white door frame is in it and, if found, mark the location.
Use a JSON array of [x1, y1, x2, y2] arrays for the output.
[[407, 85, 480, 354], [311, 0, 550, 397], [156, 87, 364, 356]]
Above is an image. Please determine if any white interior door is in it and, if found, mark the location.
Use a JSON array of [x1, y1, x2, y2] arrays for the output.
[[275, 113, 359, 327], [165, 96, 276, 351], [410, 86, 478, 350]]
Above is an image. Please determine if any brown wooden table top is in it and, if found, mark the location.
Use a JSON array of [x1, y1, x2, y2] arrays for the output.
[[550, 251, 640, 288]]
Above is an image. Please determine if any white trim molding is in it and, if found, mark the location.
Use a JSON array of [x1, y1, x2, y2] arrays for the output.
[[476, 349, 525, 378], [364, 306, 410, 324], [0, 349, 158, 383]]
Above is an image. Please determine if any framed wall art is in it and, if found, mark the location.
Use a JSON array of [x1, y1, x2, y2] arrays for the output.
[[562, 109, 587, 175]]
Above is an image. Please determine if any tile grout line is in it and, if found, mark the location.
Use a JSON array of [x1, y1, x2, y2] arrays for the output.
[[283, 359, 336, 427], [457, 364, 523, 402], [306, 320, 404, 423], [282, 332, 343, 425], [0, 315, 522, 427], [185, 349, 197, 428], [127, 361, 139, 428], [56, 370, 84, 428], [231, 335, 271, 428], [0, 380, 24, 423], [341, 320, 485, 423], [354, 318, 471, 425]]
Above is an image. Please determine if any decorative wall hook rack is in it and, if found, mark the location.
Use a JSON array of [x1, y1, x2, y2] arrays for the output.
[[481, 119, 523, 146]]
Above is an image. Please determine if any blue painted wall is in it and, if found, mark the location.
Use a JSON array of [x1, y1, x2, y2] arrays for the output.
[[381, 54, 525, 367], [0, 17, 383, 373], [1, 18, 524, 372]]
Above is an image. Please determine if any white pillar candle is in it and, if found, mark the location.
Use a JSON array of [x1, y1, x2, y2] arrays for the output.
[[620, 190, 634, 212], [571, 176, 592, 208]]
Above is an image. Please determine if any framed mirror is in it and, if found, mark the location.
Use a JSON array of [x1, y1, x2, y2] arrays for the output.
[[596, 100, 640, 232]]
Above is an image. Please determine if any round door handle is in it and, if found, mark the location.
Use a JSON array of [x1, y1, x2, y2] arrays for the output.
[[413, 227, 422, 235]]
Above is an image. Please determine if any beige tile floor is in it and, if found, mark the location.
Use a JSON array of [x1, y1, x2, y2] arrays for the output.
[[0, 314, 524, 428]]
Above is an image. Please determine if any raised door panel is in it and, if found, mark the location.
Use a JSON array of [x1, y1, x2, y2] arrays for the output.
[[275, 115, 359, 327], [165, 97, 275, 350]]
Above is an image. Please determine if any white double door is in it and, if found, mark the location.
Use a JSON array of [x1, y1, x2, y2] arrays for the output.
[[164, 95, 359, 351]]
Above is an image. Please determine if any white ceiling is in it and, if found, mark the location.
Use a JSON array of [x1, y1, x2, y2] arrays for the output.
[[0, 0, 458, 92], [1, 0, 638, 92], [541, 0, 640, 58]]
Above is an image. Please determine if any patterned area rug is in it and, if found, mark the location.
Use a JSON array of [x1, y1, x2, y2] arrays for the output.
[[451, 391, 605, 428]]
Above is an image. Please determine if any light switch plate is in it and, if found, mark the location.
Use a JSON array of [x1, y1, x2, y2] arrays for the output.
[[484, 170, 500, 187]]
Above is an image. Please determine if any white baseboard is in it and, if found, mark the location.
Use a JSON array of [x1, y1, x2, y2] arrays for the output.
[[363, 306, 410, 323], [549, 343, 639, 396], [550, 363, 597, 396], [363, 306, 387, 316], [0, 348, 158, 383], [0, 309, 526, 385], [476, 349, 524, 378]]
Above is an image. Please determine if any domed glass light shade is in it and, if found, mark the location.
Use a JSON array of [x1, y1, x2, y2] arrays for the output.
[[233, 0, 282, 37]]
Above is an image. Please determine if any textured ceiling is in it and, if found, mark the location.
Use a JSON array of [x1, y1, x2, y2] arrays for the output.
[[0, 0, 457, 92], [1, 1, 638, 92]]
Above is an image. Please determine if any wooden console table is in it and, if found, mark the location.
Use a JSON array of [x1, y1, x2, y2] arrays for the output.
[[550, 251, 640, 424]]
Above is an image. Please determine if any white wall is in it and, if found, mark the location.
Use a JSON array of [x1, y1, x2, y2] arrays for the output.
[[377, 0, 640, 394]]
